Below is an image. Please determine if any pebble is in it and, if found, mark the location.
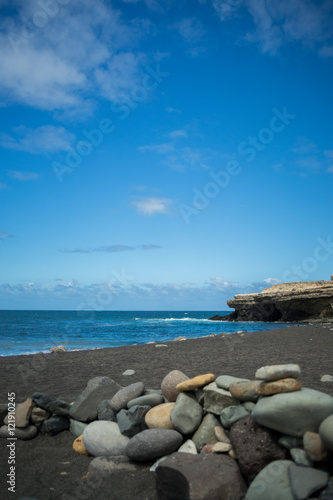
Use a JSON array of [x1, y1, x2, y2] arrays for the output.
[[321, 375, 333, 382], [178, 439, 197, 454], [83, 421, 129, 456], [220, 405, 249, 428], [116, 405, 150, 437], [126, 428, 183, 462], [50, 345, 67, 353], [192, 413, 221, 452], [30, 405, 51, 425], [161, 370, 189, 402], [40, 415, 69, 436], [319, 414, 333, 451], [257, 378, 302, 396], [255, 363, 301, 381], [97, 400, 117, 421], [73, 434, 90, 455], [122, 369, 136, 376], [89, 455, 140, 476], [229, 380, 262, 402], [170, 392, 203, 434], [252, 388, 333, 437], [145, 403, 175, 430], [70, 376, 122, 422], [0, 424, 38, 440], [69, 418, 88, 438], [288, 462, 329, 500], [32, 392, 71, 416], [245, 460, 295, 500], [176, 373, 215, 392], [215, 375, 250, 390], [203, 382, 240, 414], [303, 431, 332, 461], [290, 448, 313, 467], [212, 442, 232, 453], [278, 435, 304, 450], [214, 426, 231, 444], [173, 336, 187, 341], [4, 398, 33, 428], [127, 393, 164, 409], [110, 382, 145, 412]]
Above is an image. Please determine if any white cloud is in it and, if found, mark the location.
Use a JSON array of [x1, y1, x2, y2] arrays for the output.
[[132, 196, 174, 215], [165, 107, 182, 113], [169, 129, 188, 139], [0, 125, 75, 154], [8, 170, 39, 181], [139, 143, 175, 154], [172, 17, 206, 44], [0, 0, 151, 114], [212, 0, 333, 56]]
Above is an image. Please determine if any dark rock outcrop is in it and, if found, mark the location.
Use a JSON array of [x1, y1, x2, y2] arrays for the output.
[[210, 276, 333, 322]]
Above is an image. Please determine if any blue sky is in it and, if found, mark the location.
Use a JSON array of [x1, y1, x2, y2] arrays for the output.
[[0, 0, 333, 310]]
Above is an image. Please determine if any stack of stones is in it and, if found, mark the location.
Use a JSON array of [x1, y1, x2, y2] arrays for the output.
[[1, 364, 333, 500]]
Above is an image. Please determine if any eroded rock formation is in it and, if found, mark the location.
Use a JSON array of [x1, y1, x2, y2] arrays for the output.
[[212, 276, 333, 322]]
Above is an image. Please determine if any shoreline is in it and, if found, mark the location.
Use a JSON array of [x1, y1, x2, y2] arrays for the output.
[[1, 320, 328, 359]]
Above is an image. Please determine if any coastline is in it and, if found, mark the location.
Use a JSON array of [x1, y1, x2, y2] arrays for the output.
[[0, 324, 333, 499]]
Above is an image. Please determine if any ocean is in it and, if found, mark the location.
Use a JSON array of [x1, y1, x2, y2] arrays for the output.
[[0, 310, 292, 357]]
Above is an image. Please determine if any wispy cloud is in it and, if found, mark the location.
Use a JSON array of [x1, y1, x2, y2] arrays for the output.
[[0, 231, 13, 240], [132, 196, 174, 216], [0, 183, 8, 191], [0, 0, 152, 115], [139, 143, 175, 154], [169, 129, 188, 139], [61, 244, 162, 253], [211, 0, 333, 56], [170, 17, 206, 56], [165, 107, 182, 114], [290, 137, 333, 174], [0, 126, 74, 154], [8, 170, 39, 181]]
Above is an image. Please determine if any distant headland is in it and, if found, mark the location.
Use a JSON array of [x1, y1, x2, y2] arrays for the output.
[[210, 275, 333, 323]]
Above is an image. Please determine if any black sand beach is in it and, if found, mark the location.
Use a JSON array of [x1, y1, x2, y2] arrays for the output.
[[1, 324, 333, 499]]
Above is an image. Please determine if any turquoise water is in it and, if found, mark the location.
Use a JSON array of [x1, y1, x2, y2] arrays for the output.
[[0, 310, 292, 356]]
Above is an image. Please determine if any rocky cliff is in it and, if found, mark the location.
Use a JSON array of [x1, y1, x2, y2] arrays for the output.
[[211, 276, 333, 322]]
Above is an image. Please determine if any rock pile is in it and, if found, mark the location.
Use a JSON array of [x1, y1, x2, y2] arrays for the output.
[[1, 364, 333, 499]]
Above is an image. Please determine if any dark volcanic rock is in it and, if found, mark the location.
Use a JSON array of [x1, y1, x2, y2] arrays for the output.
[[117, 405, 150, 437], [39, 415, 69, 436], [32, 392, 71, 416], [230, 415, 287, 484], [97, 400, 117, 422], [155, 452, 247, 500]]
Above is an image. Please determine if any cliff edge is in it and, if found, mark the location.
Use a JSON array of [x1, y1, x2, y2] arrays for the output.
[[211, 275, 333, 322]]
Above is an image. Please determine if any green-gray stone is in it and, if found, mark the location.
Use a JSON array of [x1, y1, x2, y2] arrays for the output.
[[203, 382, 239, 415], [69, 418, 88, 438], [127, 394, 164, 409], [220, 405, 249, 428], [288, 463, 329, 499], [319, 414, 333, 451], [252, 388, 333, 437], [278, 436, 304, 450], [170, 392, 203, 434], [215, 375, 250, 390], [290, 448, 313, 467], [245, 460, 294, 500], [192, 413, 221, 452]]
